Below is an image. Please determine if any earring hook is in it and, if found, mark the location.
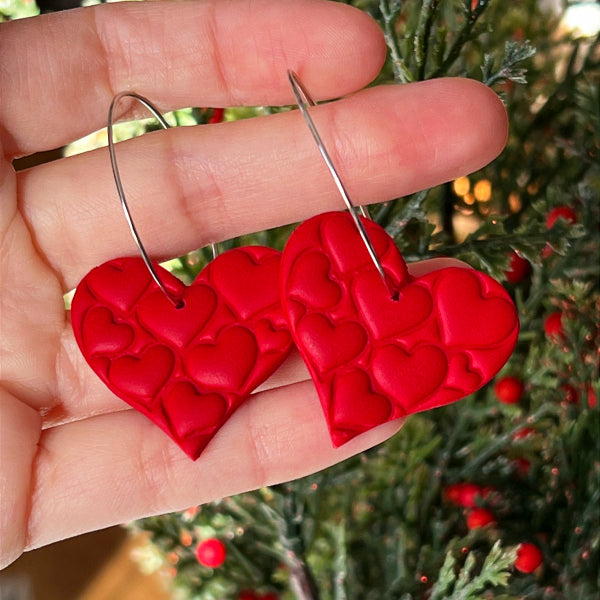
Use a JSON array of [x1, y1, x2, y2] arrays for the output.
[[108, 92, 218, 308], [287, 71, 393, 296]]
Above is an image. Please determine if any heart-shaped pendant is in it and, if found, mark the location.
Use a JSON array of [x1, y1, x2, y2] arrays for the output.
[[280, 212, 519, 447], [71, 246, 292, 459]]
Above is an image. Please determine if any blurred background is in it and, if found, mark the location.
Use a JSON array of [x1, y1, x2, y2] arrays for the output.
[[2, 0, 598, 598]]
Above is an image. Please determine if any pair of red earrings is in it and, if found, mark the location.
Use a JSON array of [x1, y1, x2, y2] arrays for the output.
[[71, 73, 519, 460]]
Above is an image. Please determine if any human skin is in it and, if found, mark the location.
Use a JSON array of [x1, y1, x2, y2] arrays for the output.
[[0, 0, 508, 569]]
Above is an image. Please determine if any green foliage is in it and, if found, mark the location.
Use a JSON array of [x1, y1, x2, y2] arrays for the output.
[[430, 541, 517, 600], [132, 374, 600, 598], [0, 0, 38, 20], [481, 41, 537, 87]]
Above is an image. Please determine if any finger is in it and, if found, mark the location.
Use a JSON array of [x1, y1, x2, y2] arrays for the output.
[[45, 258, 468, 429], [0, 0, 385, 157], [19, 78, 507, 290], [26, 380, 404, 552], [0, 138, 66, 414], [0, 390, 42, 569]]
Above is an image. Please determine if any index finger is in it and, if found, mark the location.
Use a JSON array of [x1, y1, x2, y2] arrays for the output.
[[0, 0, 386, 157]]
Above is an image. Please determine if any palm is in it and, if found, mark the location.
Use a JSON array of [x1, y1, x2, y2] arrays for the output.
[[0, 0, 507, 570]]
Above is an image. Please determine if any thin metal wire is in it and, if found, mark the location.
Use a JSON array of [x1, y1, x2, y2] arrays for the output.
[[287, 71, 392, 294], [108, 92, 218, 307]]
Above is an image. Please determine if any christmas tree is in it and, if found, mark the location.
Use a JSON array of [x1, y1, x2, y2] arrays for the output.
[[128, 2, 599, 598], [5, 0, 598, 597]]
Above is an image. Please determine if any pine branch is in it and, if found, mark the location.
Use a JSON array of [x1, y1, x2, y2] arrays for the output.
[[288, 561, 321, 600], [454, 551, 477, 594], [379, 0, 413, 83], [434, 219, 586, 279], [276, 489, 321, 600], [414, 0, 441, 80], [374, 200, 396, 227], [429, 541, 518, 600], [521, 41, 582, 139], [457, 404, 558, 479], [328, 521, 348, 600], [439, 182, 456, 243], [385, 190, 429, 238], [430, 0, 490, 78], [482, 40, 536, 87], [429, 550, 456, 600]]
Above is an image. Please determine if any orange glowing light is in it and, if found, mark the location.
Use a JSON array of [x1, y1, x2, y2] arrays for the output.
[[527, 182, 539, 195], [180, 531, 193, 547], [509, 193, 522, 213], [453, 176, 470, 197], [474, 179, 492, 202]]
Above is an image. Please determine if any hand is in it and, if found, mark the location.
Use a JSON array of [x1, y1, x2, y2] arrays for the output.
[[0, 0, 507, 569]]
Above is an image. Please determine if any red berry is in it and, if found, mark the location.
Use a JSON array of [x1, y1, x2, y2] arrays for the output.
[[195, 539, 226, 568], [512, 458, 531, 476], [494, 376, 525, 404], [466, 508, 496, 529], [504, 251, 531, 284], [208, 108, 225, 124], [512, 427, 536, 440], [544, 311, 564, 339], [588, 386, 597, 409], [444, 483, 490, 508], [546, 206, 577, 230], [560, 384, 579, 404], [515, 543, 543, 573], [540, 243, 553, 259], [444, 483, 476, 506], [443, 483, 462, 504], [238, 592, 259, 600]]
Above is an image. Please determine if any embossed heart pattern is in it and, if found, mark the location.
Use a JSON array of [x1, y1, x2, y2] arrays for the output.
[[72, 213, 518, 459], [71, 247, 293, 459], [280, 212, 519, 447]]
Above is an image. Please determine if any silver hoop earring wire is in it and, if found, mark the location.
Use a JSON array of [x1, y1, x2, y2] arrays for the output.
[[287, 71, 392, 295], [108, 92, 218, 308]]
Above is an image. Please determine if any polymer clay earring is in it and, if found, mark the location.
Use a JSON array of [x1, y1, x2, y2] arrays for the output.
[[71, 93, 292, 459], [280, 72, 519, 447]]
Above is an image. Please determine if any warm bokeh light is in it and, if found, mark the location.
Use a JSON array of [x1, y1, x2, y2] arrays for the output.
[[452, 212, 481, 243], [562, 2, 600, 37], [527, 182, 539, 195], [453, 176, 471, 196], [509, 193, 522, 213], [464, 193, 476, 205], [180, 531, 193, 547], [474, 179, 492, 202]]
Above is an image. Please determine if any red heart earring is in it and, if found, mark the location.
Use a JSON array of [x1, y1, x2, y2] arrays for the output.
[[280, 72, 519, 447], [70, 93, 292, 459]]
